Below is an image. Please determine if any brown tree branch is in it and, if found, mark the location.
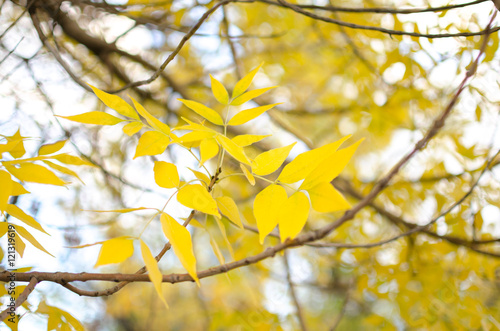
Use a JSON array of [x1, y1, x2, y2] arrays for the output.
[[0, 277, 38, 322], [274, 0, 499, 38], [258, 0, 488, 15]]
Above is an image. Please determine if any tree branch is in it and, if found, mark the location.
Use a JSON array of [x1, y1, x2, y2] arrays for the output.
[[0, 277, 38, 322]]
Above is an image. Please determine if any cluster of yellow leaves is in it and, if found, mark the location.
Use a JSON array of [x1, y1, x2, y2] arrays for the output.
[[0, 130, 93, 258], [58, 65, 361, 307]]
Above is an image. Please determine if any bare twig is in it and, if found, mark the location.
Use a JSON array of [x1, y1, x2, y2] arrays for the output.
[[284, 251, 309, 331], [275, 0, 499, 38], [259, 0, 488, 15], [0, 277, 38, 322]]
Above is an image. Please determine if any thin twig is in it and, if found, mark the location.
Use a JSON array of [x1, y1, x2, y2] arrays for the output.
[[275, 0, 499, 38], [284, 251, 309, 331]]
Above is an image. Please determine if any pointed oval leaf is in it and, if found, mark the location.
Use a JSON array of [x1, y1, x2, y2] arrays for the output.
[[216, 135, 251, 165], [160, 213, 200, 286], [122, 121, 143, 136], [50, 154, 95, 167], [16, 225, 54, 257], [278, 135, 351, 184], [0, 170, 13, 213], [88, 207, 151, 213], [178, 99, 223, 125], [213, 215, 235, 260], [140, 239, 169, 308], [199, 138, 219, 166], [300, 138, 363, 190], [232, 63, 263, 99], [210, 75, 229, 105], [38, 140, 67, 156], [11, 181, 29, 196], [307, 182, 351, 213], [178, 130, 215, 143], [240, 164, 255, 186], [130, 96, 171, 134], [232, 134, 271, 147], [228, 103, 281, 126], [177, 184, 220, 217], [6, 130, 26, 158], [57, 111, 124, 125], [216, 196, 243, 229], [175, 117, 219, 134], [5, 204, 49, 234], [188, 167, 211, 186], [94, 236, 134, 267], [252, 142, 296, 176], [230, 87, 276, 106], [88, 84, 139, 120], [278, 191, 310, 242], [134, 131, 170, 159], [253, 184, 287, 244], [154, 161, 179, 189], [43, 160, 83, 183], [6, 164, 68, 186]]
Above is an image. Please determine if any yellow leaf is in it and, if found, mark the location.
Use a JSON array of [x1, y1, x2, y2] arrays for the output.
[[216, 135, 251, 165], [6, 163, 68, 186], [58, 308, 85, 331], [278, 135, 351, 184], [178, 130, 215, 143], [11, 181, 29, 196], [43, 160, 83, 183], [0, 224, 26, 257], [14, 234, 26, 257], [232, 134, 271, 147], [252, 142, 296, 176], [230, 87, 276, 106], [5, 129, 26, 158], [0, 140, 22, 156], [160, 213, 200, 286], [216, 196, 243, 229], [15, 225, 54, 257], [57, 111, 124, 125], [210, 74, 229, 104], [140, 239, 169, 308], [175, 117, 219, 134], [154, 161, 179, 188], [307, 182, 351, 213], [232, 63, 262, 99], [0, 170, 13, 213], [5, 204, 49, 234], [474, 211, 484, 232], [38, 140, 67, 156], [278, 191, 310, 242], [87, 207, 151, 213], [240, 164, 255, 186], [253, 184, 287, 244], [134, 131, 170, 159], [178, 99, 223, 125], [94, 236, 135, 267], [51, 154, 94, 166], [228, 103, 281, 126], [177, 184, 220, 217], [199, 138, 219, 166], [209, 234, 225, 264], [122, 121, 143, 136], [213, 215, 234, 260], [130, 96, 171, 134], [300, 138, 363, 190], [188, 167, 211, 186], [88, 84, 140, 120]]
